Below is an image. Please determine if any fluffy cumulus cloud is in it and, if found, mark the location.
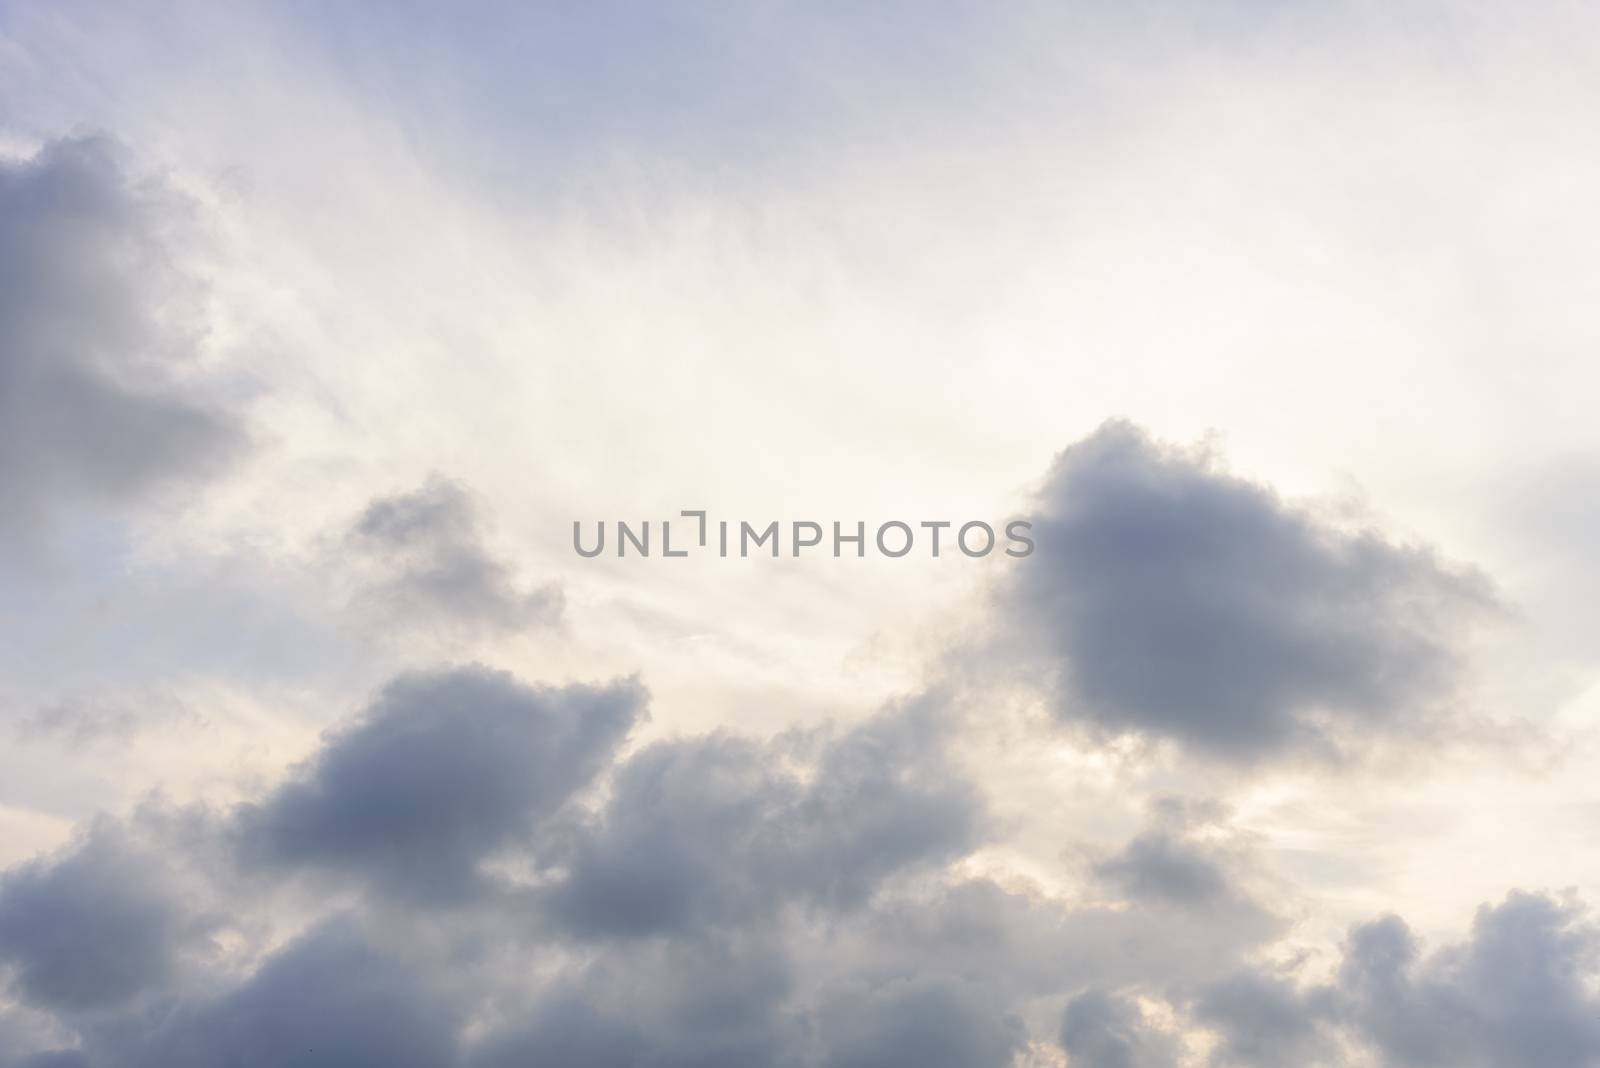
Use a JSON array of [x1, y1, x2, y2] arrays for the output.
[[236, 666, 639, 903], [110, 921, 461, 1068], [0, 136, 241, 549], [1197, 891, 1600, 1068], [1003, 421, 1493, 763], [346, 476, 563, 636], [541, 693, 982, 938], [0, 821, 210, 1014]]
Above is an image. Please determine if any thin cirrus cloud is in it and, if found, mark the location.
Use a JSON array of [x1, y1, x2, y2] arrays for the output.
[[344, 475, 564, 637]]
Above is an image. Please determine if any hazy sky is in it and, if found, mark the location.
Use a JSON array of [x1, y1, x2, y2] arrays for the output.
[[2, 3, 1599, 1066]]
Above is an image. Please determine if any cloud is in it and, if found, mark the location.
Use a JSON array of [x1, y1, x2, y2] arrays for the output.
[[5, 664, 1588, 1068], [465, 934, 797, 1068], [816, 976, 1024, 1068], [1192, 967, 1334, 1067], [0, 135, 241, 550], [1093, 830, 1234, 909], [0, 666, 1284, 1067], [112, 919, 460, 1068], [541, 693, 983, 937], [15, 692, 199, 748], [236, 665, 642, 903], [1002, 421, 1493, 763], [0, 817, 219, 1014], [1060, 989, 1181, 1068], [346, 475, 563, 635], [1196, 890, 1600, 1068], [7, 1050, 93, 1068], [1335, 891, 1600, 1067]]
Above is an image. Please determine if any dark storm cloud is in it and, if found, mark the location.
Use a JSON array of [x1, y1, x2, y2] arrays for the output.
[[347, 475, 562, 635], [542, 695, 983, 936], [0, 136, 240, 548], [1059, 989, 1181, 1068], [237, 665, 642, 903], [1004, 420, 1492, 762]]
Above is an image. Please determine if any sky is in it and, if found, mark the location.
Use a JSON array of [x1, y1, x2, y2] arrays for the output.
[[2, 2, 1600, 1066]]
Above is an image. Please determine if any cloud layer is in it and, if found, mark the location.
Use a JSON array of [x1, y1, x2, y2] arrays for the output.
[[0, 666, 1239, 1065], [0, 661, 1584, 1067]]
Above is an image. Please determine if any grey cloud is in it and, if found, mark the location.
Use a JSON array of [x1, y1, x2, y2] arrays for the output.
[[11, 1055, 93, 1068], [10, 661, 1583, 1068], [16, 692, 199, 748], [1060, 989, 1181, 1068], [470, 930, 1024, 1068], [1084, 800, 1279, 945], [823, 873, 1275, 1034], [542, 696, 984, 937], [1093, 831, 1234, 909], [115, 920, 459, 1068], [467, 935, 797, 1068], [479, 865, 1245, 1068], [1337, 891, 1600, 1067], [466, 993, 653, 1068], [1004, 421, 1492, 762], [1193, 968, 1334, 1067], [0, 665, 1223, 1066], [237, 665, 642, 903], [0, 136, 241, 549], [0, 819, 215, 1013], [817, 976, 1023, 1068], [1196, 891, 1600, 1068], [348, 475, 562, 635]]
